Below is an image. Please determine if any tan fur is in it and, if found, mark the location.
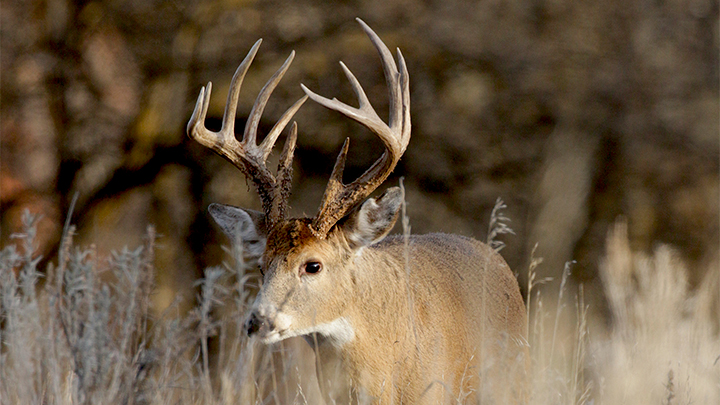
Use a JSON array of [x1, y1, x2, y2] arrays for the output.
[[252, 223, 528, 404]]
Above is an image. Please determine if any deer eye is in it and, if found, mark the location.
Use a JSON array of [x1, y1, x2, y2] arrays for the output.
[[301, 261, 323, 275]]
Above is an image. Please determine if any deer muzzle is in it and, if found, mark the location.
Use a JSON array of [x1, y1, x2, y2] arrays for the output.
[[245, 312, 263, 336], [245, 311, 276, 337]]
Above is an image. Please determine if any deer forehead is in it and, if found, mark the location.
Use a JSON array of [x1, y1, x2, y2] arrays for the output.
[[263, 218, 344, 266], [264, 218, 316, 256]]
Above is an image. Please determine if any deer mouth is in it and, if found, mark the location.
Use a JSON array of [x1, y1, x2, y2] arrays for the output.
[[259, 329, 284, 344], [247, 321, 287, 344], [256, 326, 298, 344]]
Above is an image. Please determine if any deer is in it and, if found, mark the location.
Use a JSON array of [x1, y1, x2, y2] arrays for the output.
[[188, 18, 528, 405]]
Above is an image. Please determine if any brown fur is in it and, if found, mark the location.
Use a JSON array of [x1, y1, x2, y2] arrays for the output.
[[264, 218, 316, 259]]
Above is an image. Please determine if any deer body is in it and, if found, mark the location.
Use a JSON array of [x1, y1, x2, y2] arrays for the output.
[[322, 233, 526, 404], [189, 19, 527, 404], [211, 203, 528, 404]]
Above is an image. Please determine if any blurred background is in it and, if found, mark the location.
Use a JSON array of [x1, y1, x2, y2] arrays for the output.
[[2, 0, 718, 318]]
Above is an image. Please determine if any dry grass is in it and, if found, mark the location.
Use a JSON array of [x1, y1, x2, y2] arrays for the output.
[[592, 221, 719, 404], [1, 209, 718, 404]]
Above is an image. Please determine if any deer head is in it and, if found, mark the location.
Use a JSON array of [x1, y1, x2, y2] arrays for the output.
[[188, 18, 410, 344]]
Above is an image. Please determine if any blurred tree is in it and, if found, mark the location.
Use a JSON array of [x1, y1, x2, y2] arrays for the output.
[[1, 0, 717, 316]]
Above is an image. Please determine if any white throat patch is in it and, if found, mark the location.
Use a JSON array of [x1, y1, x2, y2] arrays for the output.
[[267, 317, 355, 347]]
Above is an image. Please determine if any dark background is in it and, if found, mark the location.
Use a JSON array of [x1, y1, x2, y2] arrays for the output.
[[2, 0, 718, 316]]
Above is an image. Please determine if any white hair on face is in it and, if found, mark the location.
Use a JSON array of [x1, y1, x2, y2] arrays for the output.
[[261, 315, 356, 348]]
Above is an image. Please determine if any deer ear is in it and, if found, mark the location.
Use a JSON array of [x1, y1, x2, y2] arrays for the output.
[[208, 203, 267, 266], [341, 187, 403, 248]]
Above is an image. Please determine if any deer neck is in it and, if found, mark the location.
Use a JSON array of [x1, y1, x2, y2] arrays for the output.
[[307, 247, 419, 402]]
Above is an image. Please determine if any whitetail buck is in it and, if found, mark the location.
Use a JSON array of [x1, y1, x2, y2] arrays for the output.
[[188, 19, 528, 404]]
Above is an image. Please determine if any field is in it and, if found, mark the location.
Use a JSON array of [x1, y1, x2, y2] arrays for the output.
[[1, 208, 718, 404]]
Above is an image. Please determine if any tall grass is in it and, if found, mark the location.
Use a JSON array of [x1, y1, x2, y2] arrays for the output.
[[593, 221, 719, 403], [0, 211, 311, 404], [1, 210, 717, 404]]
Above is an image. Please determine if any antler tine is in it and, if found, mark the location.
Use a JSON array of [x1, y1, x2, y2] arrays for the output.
[[356, 18, 402, 138], [188, 40, 261, 152], [396, 48, 411, 143], [187, 40, 307, 226], [245, 50, 299, 155], [270, 121, 299, 221], [223, 39, 263, 137], [302, 19, 411, 237], [261, 94, 308, 161]]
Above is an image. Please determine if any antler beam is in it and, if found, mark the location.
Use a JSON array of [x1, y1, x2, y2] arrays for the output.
[[301, 18, 411, 237], [187, 40, 308, 226]]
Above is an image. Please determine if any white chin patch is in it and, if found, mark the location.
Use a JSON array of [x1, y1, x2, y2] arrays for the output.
[[257, 313, 355, 348]]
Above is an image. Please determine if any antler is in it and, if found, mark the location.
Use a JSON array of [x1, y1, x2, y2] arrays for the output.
[[301, 18, 411, 237], [188, 40, 308, 226]]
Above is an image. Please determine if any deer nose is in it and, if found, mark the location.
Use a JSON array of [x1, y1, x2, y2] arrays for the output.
[[246, 311, 277, 337], [245, 312, 263, 336]]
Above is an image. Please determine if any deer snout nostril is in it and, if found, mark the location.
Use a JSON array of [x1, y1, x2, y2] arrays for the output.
[[245, 312, 263, 336]]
